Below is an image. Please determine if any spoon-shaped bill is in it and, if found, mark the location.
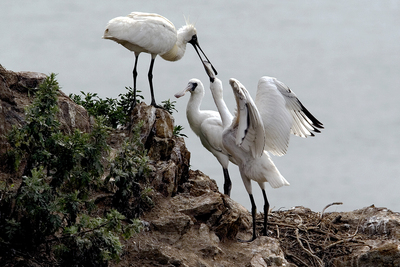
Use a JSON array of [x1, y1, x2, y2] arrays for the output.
[[189, 36, 218, 75]]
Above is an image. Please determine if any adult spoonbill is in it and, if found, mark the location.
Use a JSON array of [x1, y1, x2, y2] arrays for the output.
[[103, 12, 217, 107], [217, 77, 323, 242], [174, 74, 234, 196]]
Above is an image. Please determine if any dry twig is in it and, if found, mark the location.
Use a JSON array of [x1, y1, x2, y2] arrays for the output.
[[320, 202, 343, 219], [295, 228, 324, 267], [264, 204, 371, 266]]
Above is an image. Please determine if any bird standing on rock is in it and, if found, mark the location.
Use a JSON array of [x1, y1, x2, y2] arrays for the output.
[[174, 77, 235, 196], [222, 77, 323, 242], [103, 12, 217, 108], [201, 60, 324, 241]]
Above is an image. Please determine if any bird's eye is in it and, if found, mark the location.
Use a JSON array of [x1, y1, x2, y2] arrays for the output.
[[191, 35, 197, 42], [191, 82, 198, 90]]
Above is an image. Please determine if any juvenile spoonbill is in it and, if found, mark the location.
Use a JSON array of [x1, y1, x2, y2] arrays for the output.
[[174, 76, 235, 196], [218, 78, 323, 242], [103, 12, 217, 107]]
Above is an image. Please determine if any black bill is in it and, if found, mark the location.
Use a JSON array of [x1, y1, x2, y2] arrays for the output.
[[189, 35, 218, 75]]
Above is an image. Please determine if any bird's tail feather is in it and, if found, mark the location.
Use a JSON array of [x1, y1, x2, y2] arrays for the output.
[[268, 174, 290, 188], [262, 152, 290, 189]]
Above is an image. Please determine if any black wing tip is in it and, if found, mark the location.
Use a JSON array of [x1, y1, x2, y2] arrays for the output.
[[310, 123, 324, 136], [313, 123, 324, 130], [313, 128, 321, 133], [298, 100, 324, 132]]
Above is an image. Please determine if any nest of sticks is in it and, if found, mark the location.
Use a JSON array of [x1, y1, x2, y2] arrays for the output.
[[257, 203, 370, 267]]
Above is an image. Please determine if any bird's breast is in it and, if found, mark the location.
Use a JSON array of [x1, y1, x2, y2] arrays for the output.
[[160, 44, 184, 61]]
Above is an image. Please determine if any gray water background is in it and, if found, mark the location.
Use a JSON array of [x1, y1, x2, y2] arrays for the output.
[[1, 0, 399, 213]]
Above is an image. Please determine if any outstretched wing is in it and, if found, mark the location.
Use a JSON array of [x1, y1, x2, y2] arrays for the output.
[[256, 76, 324, 156], [273, 77, 324, 137], [255, 77, 292, 156]]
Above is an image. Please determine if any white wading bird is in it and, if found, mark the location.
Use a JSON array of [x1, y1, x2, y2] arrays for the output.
[[204, 64, 323, 241], [174, 76, 235, 196], [103, 12, 217, 107]]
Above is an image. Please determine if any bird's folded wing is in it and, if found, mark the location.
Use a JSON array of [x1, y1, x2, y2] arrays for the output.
[[106, 13, 177, 54], [200, 118, 227, 154]]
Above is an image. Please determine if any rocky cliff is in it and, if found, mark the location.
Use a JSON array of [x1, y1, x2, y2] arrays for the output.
[[1, 65, 400, 267]]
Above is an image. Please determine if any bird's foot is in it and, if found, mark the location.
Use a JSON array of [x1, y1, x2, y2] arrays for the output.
[[262, 230, 268, 236], [128, 101, 137, 114], [150, 101, 164, 109], [223, 190, 231, 197]]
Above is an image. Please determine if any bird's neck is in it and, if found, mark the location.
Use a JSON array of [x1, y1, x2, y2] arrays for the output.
[[186, 93, 202, 117], [215, 98, 232, 128], [211, 81, 233, 128], [160, 35, 187, 62], [186, 93, 204, 135]]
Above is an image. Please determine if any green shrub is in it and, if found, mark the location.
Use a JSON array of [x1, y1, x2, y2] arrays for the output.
[[7, 74, 109, 192], [0, 74, 147, 266], [161, 99, 178, 114], [106, 121, 153, 219], [7, 73, 61, 175], [173, 125, 188, 138], [54, 210, 141, 267], [13, 167, 62, 246], [69, 86, 143, 128]]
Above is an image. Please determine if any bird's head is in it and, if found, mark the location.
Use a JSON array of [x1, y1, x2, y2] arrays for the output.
[[178, 24, 218, 76], [178, 24, 197, 44], [174, 79, 204, 98]]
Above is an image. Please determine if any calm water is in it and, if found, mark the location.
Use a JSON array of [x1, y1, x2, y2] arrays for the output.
[[1, 0, 399, 213]]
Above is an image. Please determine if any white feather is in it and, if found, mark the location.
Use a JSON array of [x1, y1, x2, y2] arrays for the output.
[[255, 76, 324, 156], [230, 78, 265, 158]]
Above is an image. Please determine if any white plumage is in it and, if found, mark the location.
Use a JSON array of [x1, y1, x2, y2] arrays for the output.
[[207, 71, 323, 242], [174, 78, 234, 196], [103, 12, 216, 107], [224, 78, 290, 188], [255, 76, 323, 156]]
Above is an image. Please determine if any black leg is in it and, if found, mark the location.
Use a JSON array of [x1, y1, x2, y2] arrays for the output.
[[223, 168, 232, 197], [250, 194, 257, 241], [261, 189, 269, 236], [238, 194, 257, 242], [131, 53, 139, 111], [128, 54, 139, 134], [148, 57, 160, 107]]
